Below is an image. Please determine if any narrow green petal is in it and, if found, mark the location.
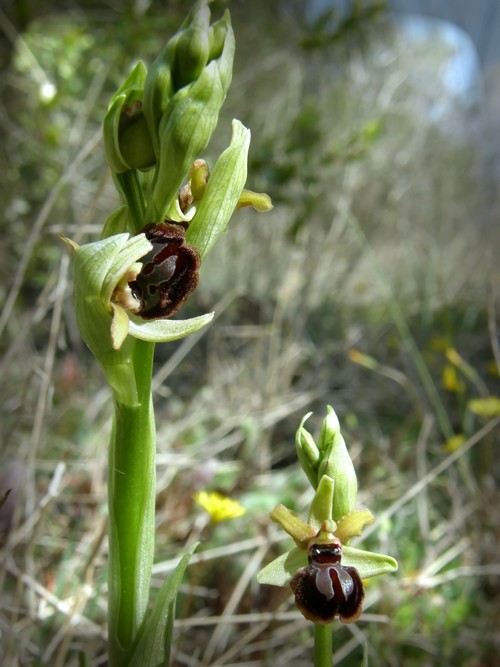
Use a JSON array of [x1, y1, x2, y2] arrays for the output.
[[342, 545, 398, 580], [128, 312, 214, 342], [256, 547, 307, 587]]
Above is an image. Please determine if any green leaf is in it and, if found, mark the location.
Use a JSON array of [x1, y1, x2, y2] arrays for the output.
[[256, 547, 307, 587], [342, 545, 398, 579], [129, 543, 199, 667]]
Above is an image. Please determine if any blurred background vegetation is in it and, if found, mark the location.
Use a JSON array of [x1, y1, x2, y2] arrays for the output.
[[1, 0, 499, 665]]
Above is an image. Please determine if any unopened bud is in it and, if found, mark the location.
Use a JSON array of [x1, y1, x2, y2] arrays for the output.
[[318, 406, 358, 521], [103, 61, 155, 174]]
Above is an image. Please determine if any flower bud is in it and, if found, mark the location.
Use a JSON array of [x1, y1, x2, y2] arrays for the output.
[[171, 5, 211, 90], [146, 10, 234, 223], [318, 406, 358, 521], [103, 61, 155, 173], [295, 412, 320, 488], [144, 0, 234, 177]]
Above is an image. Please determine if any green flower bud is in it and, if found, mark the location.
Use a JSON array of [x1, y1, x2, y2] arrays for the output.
[[171, 4, 211, 90], [103, 61, 155, 173], [146, 10, 234, 223], [318, 405, 358, 521], [142, 2, 233, 168], [295, 412, 320, 488]]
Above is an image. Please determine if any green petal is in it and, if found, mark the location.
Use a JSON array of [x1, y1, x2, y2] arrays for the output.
[[257, 547, 307, 587], [128, 312, 214, 342], [342, 545, 398, 580]]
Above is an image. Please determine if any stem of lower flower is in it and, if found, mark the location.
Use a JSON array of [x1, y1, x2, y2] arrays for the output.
[[107, 339, 156, 665], [314, 623, 333, 667]]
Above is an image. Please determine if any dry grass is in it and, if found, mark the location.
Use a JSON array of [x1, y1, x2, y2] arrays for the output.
[[1, 2, 500, 665]]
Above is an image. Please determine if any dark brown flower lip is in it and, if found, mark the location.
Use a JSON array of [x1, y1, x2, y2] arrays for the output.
[[129, 222, 201, 320], [290, 539, 365, 625]]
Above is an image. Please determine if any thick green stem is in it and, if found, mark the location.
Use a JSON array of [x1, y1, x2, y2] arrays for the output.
[[314, 624, 333, 667], [107, 340, 156, 666]]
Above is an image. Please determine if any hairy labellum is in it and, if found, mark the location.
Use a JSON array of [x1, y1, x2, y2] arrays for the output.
[[290, 539, 364, 624], [130, 222, 200, 320]]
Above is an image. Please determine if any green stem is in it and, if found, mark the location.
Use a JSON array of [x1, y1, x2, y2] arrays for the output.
[[107, 340, 156, 666], [314, 624, 333, 667], [114, 170, 147, 231]]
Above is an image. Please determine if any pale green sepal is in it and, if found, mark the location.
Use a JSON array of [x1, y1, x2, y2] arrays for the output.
[[308, 475, 335, 530], [295, 411, 320, 488], [185, 119, 250, 258], [72, 234, 138, 360], [256, 547, 307, 587], [128, 312, 214, 342], [129, 543, 199, 667], [100, 206, 130, 239], [318, 405, 358, 521], [342, 545, 398, 580]]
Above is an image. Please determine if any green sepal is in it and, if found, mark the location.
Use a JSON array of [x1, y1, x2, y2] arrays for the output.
[[185, 119, 249, 258], [256, 544, 397, 588], [257, 546, 307, 587], [128, 311, 214, 342], [128, 543, 199, 667], [342, 545, 398, 580]]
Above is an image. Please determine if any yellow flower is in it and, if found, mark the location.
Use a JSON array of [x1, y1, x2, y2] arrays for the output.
[[444, 434, 466, 453], [194, 491, 246, 523], [468, 396, 500, 418], [442, 364, 464, 393]]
